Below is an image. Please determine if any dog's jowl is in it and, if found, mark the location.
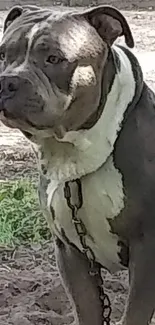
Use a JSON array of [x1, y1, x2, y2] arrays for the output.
[[1, 4, 155, 325]]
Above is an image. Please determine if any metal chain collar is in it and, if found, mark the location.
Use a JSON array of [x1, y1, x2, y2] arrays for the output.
[[64, 179, 112, 325]]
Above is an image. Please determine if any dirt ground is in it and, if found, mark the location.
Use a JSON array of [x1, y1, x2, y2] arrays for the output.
[[0, 1, 155, 324], [0, 242, 129, 325]]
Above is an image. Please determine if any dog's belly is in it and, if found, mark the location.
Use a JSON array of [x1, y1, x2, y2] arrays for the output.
[[40, 156, 125, 272]]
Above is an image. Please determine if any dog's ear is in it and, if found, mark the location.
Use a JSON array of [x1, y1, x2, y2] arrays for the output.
[[80, 5, 134, 48], [3, 6, 23, 32]]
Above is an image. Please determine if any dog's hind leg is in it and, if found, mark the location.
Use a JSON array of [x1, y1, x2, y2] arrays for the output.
[[121, 235, 155, 325], [55, 236, 104, 325]]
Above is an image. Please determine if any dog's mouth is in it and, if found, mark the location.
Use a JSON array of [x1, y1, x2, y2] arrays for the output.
[[0, 105, 42, 129], [0, 110, 18, 128], [0, 98, 22, 129], [0, 95, 70, 142], [0, 110, 62, 143], [0, 110, 34, 140]]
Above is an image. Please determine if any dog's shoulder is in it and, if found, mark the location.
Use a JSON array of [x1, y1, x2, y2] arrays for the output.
[[114, 57, 155, 207], [115, 44, 143, 91]]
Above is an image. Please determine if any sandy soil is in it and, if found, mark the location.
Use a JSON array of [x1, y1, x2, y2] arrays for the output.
[[0, 242, 130, 325], [0, 1, 155, 324]]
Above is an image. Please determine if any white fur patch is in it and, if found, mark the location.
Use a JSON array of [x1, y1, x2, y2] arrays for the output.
[[49, 155, 125, 271], [26, 24, 40, 59], [10, 24, 40, 74], [27, 24, 40, 44], [70, 65, 97, 89]]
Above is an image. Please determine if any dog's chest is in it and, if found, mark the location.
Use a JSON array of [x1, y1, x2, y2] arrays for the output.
[[39, 156, 125, 272]]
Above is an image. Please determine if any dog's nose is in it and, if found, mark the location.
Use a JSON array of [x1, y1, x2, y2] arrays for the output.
[[0, 75, 19, 98]]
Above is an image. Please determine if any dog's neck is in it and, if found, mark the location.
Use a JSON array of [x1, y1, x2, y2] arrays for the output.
[[35, 46, 136, 183], [79, 48, 116, 130]]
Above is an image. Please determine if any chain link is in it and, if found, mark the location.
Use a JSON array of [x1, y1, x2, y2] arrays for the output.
[[64, 179, 112, 325]]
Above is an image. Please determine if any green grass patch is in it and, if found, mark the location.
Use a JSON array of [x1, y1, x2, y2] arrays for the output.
[[0, 179, 51, 246]]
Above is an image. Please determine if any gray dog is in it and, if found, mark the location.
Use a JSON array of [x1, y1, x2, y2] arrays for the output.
[[0, 4, 155, 325]]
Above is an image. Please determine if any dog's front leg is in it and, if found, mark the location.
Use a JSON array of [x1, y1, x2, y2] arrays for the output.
[[55, 236, 104, 325], [122, 235, 155, 325]]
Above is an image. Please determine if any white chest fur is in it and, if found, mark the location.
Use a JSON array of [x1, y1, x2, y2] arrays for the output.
[[44, 155, 125, 272]]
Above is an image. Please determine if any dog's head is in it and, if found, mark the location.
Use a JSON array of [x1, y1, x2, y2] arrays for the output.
[[0, 5, 134, 140]]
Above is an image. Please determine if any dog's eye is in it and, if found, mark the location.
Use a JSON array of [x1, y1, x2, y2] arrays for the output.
[[47, 55, 63, 64], [0, 52, 5, 61]]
